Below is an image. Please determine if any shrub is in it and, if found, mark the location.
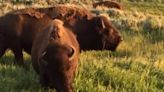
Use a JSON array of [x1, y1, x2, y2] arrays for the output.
[[140, 16, 162, 32]]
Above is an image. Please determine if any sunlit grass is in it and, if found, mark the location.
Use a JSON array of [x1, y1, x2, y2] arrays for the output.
[[73, 30, 164, 92], [0, 1, 164, 92], [0, 30, 163, 92], [123, 1, 164, 16]]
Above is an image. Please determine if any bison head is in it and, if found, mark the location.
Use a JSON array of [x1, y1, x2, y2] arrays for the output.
[[90, 15, 123, 51], [40, 43, 75, 92], [38, 20, 77, 92]]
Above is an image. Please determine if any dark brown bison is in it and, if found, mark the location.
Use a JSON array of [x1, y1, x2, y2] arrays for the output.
[[11, 5, 122, 51], [93, 0, 123, 10], [36, 5, 123, 51], [0, 10, 51, 66], [32, 19, 79, 92]]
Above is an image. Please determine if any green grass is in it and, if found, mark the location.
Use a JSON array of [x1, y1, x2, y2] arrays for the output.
[[74, 30, 164, 92], [0, 30, 163, 92], [0, 1, 164, 92], [123, 1, 164, 15]]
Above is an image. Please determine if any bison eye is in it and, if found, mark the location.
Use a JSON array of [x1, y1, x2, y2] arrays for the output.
[[66, 46, 75, 61], [68, 47, 74, 58]]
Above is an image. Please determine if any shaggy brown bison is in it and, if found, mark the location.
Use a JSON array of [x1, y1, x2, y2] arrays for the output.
[[0, 10, 51, 66], [93, 0, 123, 10], [36, 5, 123, 51], [11, 5, 122, 51], [32, 19, 79, 92]]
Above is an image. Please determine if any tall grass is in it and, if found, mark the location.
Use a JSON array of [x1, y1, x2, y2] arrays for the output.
[[0, 29, 163, 92], [0, 1, 164, 92]]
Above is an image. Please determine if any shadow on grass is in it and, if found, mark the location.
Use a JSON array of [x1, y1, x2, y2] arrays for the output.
[[110, 50, 133, 58], [82, 50, 133, 59], [0, 53, 32, 69], [0, 63, 43, 91], [113, 61, 148, 72], [0, 55, 15, 65], [0, 54, 56, 91], [0, 60, 56, 91], [141, 30, 164, 44]]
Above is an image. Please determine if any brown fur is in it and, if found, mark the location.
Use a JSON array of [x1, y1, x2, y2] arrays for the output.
[[37, 5, 94, 20], [0, 10, 51, 66], [36, 5, 122, 51], [0, 5, 122, 67], [9, 5, 122, 51], [93, 0, 123, 10], [10, 8, 45, 19], [32, 19, 79, 92]]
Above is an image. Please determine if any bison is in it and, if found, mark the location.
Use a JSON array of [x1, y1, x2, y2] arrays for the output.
[[93, 0, 123, 10], [36, 5, 123, 51], [11, 5, 122, 51], [32, 19, 79, 92], [0, 5, 122, 66], [0, 10, 51, 66]]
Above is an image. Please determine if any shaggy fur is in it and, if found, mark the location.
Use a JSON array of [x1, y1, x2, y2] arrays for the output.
[[0, 10, 51, 66], [36, 5, 122, 51], [32, 19, 79, 92], [0, 5, 122, 67], [93, 0, 123, 10], [10, 5, 122, 51]]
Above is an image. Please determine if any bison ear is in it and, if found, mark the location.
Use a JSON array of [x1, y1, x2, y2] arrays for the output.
[[92, 16, 106, 29]]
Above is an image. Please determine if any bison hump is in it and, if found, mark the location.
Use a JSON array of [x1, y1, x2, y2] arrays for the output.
[[9, 8, 45, 19]]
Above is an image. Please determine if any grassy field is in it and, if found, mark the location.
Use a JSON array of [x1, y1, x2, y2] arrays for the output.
[[0, 1, 164, 92]]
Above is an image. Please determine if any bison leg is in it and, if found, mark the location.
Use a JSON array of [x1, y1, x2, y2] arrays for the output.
[[0, 37, 7, 57], [0, 47, 7, 57], [12, 48, 24, 66], [0, 44, 7, 57], [0, 35, 6, 57], [0, 35, 9, 65], [10, 42, 25, 67]]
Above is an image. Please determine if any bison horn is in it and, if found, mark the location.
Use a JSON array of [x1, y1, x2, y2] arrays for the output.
[[94, 16, 106, 29], [40, 51, 48, 67], [49, 24, 54, 32], [100, 17, 106, 29], [42, 51, 47, 57]]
